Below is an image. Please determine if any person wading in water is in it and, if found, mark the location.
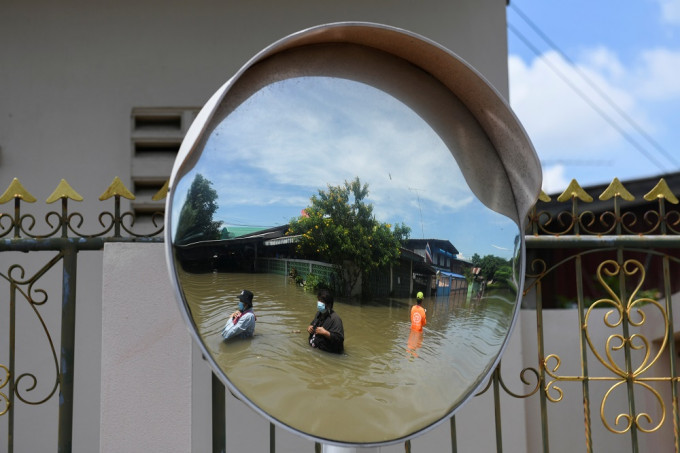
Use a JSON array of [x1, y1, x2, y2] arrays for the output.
[[222, 289, 256, 340], [410, 291, 427, 332], [307, 289, 344, 354]]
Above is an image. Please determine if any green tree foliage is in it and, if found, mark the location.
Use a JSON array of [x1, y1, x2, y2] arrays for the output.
[[470, 253, 512, 284], [175, 174, 223, 244], [288, 177, 410, 297]]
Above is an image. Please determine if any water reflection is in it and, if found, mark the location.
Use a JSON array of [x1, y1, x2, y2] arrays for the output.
[[181, 270, 514, 442]]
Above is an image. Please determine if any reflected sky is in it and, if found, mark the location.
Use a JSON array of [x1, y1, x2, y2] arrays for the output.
[[172, 76, 519, 259]]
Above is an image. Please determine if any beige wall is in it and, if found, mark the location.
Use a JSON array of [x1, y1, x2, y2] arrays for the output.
[[1, 0, 508, 197]]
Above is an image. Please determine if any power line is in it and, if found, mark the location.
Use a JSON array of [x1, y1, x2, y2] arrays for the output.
[[508, 3, 680, 171]]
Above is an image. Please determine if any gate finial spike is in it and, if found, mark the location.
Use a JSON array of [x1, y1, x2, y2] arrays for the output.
[[151, 180, 169, 201], [538, 190, 551, 202], [599, 177, 635, 201], [556, 179, 593, 203], [0, 178, 37, 204], [99, 177, 135, 201], [46, 179, 84, 203], [644, 178, 679, 204]]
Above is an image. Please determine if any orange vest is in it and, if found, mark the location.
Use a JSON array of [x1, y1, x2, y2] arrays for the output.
[[410, 305, 426, 331]]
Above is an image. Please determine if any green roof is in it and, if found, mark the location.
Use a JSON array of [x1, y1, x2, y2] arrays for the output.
[[221, 226, 272, 239]]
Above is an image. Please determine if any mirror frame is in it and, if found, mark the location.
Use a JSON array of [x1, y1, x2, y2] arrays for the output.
[[165, 21, 542, 447]]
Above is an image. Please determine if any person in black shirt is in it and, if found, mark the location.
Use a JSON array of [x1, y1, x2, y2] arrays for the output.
[[307, 289, 344, 354]]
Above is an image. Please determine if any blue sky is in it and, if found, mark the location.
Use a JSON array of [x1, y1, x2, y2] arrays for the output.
[[173, 77, 520, 260], [507, 0, 680, 194]]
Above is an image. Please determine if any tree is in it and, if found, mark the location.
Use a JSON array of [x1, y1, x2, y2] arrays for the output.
[[175, 174, 223, 244], [288, 177, 410, 297], [471, 253, 511, 283], [492, 265, 513, 286]]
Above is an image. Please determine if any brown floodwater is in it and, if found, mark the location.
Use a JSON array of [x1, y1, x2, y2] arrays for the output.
[[180, 270, 515, 444]]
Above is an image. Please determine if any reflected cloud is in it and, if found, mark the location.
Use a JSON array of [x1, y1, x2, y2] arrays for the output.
[[176, 77, 510, 256]]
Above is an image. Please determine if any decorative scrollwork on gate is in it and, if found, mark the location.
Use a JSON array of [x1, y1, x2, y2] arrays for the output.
[[1, 258, 62, 409], [0, 177, 166, 239], [527, 177, 680, 236], [541, 257, 673, 435], [0, 365, 9, 416], [475, 362, 542, 399]]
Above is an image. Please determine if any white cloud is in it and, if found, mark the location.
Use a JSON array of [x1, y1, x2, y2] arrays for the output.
[[541, 164, 570, 194], [657, 0, 680, 24], [581, 46, 626, 79], [509, 51, 639, 158], [634, 48, 680, 99]]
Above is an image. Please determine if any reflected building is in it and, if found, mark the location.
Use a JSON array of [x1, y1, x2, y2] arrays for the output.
[[406, 238, 471, 298], [175, 223, 472, 300]]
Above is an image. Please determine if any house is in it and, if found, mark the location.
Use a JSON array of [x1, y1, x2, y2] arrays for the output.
[[405, 238, 471, 298]]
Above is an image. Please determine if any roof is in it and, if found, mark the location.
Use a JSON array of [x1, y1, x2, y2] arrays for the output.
[[222, 224, 288, 239], [405, 238, 459, 255]]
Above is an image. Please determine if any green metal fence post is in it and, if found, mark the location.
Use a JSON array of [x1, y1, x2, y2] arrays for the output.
[[212, 373, 226, 453], [58, 246, 77, 453]]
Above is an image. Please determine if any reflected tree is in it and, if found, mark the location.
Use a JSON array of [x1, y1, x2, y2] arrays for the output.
[[175, 174, 223, 244], [471, 253, 512, 285], [288, 177, 410, 297]]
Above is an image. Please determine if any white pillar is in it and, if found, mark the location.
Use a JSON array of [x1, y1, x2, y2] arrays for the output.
[[99, 243, 194, 452]]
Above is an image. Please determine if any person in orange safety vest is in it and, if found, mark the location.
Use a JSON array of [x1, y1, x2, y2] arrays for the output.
[[410, 291, 427, 331]]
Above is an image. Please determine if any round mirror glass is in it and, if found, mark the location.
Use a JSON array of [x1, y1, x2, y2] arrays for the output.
[[166, 23, 540, 446]]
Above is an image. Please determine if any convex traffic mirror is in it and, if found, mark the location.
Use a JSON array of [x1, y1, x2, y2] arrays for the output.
[[165, 22, 541, 447]]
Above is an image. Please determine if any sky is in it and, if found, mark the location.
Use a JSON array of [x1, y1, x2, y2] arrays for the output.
[[507, 0, 680, 194], [172, 77, 521, 260]]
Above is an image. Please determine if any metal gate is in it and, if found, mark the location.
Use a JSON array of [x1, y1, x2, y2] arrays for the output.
[[2, 175, 680, 452]]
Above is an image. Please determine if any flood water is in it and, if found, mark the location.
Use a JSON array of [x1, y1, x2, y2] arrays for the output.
[[180, 270, 516, 444]]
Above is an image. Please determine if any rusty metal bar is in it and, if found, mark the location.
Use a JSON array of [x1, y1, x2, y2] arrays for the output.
[[493, 369, 503, 453], [534, 278, 550, 453], [58, 246, 77, 453], [663, 256, 679, 452], [527, 236, 680, 249], [616, 248, 639, 452], [0, 237, 162, 253], [575, 255, 593, 453], [8, 282, 16, 453], [212, 373, 225, 453], [270, 422, 275, 453]]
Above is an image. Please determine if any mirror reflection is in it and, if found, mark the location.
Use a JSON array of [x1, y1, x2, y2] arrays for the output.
[[170, 74, 522, 443]]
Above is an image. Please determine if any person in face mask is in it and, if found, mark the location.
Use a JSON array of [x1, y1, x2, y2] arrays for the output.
[[307, 289, 344, 354], [222, 289, 256, 341]]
